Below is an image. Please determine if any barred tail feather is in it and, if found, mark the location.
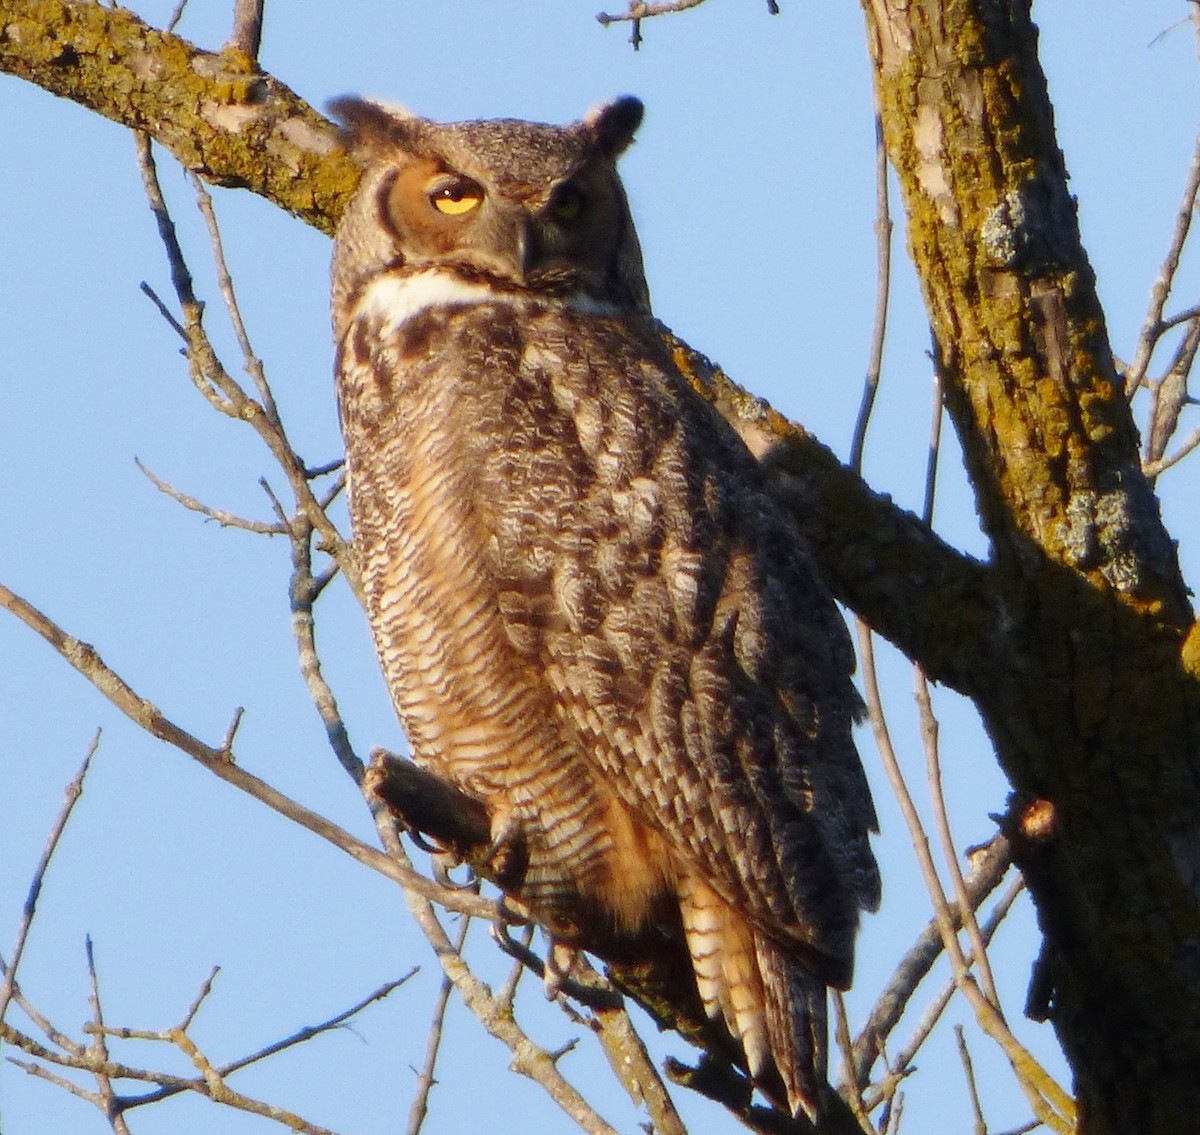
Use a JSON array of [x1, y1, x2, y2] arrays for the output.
[[677, 874, 826, 1121], [756, 930, 826, 1121]]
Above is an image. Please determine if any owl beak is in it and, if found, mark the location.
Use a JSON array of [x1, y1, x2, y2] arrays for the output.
[[514, 216, 538, 281]]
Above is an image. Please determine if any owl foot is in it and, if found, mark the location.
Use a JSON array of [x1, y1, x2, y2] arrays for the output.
[[485, 814, 529, 890], [543, 940, 579, 1001]]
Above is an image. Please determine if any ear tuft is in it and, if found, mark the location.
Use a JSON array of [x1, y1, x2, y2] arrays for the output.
[[328, 96, 424, 158], [582, 96, 644, 157]]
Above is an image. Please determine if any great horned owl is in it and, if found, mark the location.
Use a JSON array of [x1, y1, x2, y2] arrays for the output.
[[330, 95, 879, 1121]]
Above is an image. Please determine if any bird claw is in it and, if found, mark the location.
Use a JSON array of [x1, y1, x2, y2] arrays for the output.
[[484, 814, 528, 889], [543, 941, 579, 1001], [489, 912, 577, 1001], [432, 853, 477, 891], [406, 828, 448, 856], [490, 896, 533, 954]]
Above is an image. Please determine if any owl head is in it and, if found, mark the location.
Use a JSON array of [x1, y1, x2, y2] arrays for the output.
[[330, 97, 650, 329]]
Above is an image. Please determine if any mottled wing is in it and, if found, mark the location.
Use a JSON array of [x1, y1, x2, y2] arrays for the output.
[[473, 303, 881, 975]]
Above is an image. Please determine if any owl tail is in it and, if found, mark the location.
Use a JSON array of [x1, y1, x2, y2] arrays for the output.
[[677, 875, 826, 1122]]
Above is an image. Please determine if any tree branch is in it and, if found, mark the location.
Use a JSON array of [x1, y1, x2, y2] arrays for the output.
[[0, 0, 355, 233]]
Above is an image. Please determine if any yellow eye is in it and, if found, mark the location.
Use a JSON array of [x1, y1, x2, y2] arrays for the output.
[[429, 177, 483, 216], [550, 184, 586, 223]]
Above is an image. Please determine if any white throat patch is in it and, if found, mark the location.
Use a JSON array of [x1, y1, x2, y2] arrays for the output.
[[357, 271, 620, 336], [358, 273, 502, 336]]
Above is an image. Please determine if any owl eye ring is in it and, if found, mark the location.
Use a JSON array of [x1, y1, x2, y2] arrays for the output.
[[428, 175, 484, 216]]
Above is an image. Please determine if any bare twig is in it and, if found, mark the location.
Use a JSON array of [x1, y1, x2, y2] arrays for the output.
[[851, 837, 1013, 1087], [1145, 418, 1200, 476], [116, 974, 416, 1112], [165, 0, 189, 34], [190, 173, 280, 425], [864, 877, 1024, 1113], [405, 917, 470, 1135], [226, 0, 265, 60], [0, 736, 97, 1027], [855, 625, 1074, 1133], [849, 113, 893, 473], [134, 132, 359, 598], [595, 0, 708, 46], [373, 816, 624, 1135], [139, 281, 188, 342], [83, 937, 133, 1135], [916, 670, 1001, 1010], [280, 505, 365, 784], [955, 1025, 987, 1135], [569, 956, 689, 1135], [832, 992, 872, 1134], [136, 458, 286, 534], [171, 1027, 347, 1135], [1126, 123, 1200, 396], [497, 924, 535, 1006]]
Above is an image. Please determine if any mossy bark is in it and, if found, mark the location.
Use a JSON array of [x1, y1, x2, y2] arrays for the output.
[[0, 0, 358, 232], [860, 2, 1200, 1131]]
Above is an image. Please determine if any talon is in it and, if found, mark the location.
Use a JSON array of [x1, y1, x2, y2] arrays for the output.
[[485, 814, 528, 888], [543, 940, 578, 1001], [432, 854, 477, 891], [407, 828, 448, 856], [490, 896, 534, 959]]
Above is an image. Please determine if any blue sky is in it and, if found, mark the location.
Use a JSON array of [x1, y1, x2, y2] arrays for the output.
[[2, 3, 1197, 1133]]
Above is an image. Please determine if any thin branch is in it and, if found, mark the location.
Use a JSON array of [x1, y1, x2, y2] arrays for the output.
[[849, 113, 893, 473], [190, 172, 281, 425], [225, 0, 265, 60], [1126, 122, 1200, 396], [139, 281, 188, 342], [955, 1025, 987, 1135], [84, 937, 133, 1135], [864, 878, 1025, 1114], [134, 132, 359, 598], [280, 505, 365, 784], [171, 1027, 348, 1135], [117, 974, 416, 1112], [570, 956, 689, 1135], [0, 736, 97, 1027], [831, 993, 872, 1135], [850, 837, 1013, 1087], [497, 924, 536, 1007], [916, 671, 1001, 1010], [135, 458, 285, 534], [595, 0, 709, 48], [0, 580, 495, 922], [1144, 418, 1200, 477], [405, 917, 469, 1135], [855, 625, 1074, 1132], [165, 0, 189, 34], [373, 816, 624, 1135], [7, 1051, 107, 1107]]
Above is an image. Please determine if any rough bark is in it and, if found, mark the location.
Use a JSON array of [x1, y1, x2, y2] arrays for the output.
[[859, 2, 1200, 1132], [0, 0, 356, 232]]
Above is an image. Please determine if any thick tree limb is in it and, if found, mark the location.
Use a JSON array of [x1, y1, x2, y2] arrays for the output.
[[860, 4, 1200, 1133], [0, 0, 356, 233]]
